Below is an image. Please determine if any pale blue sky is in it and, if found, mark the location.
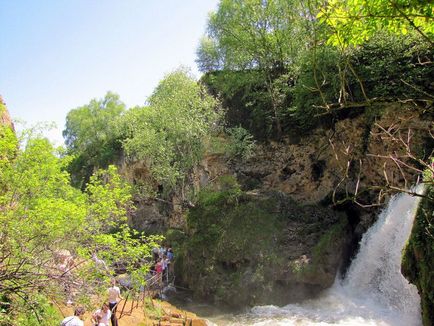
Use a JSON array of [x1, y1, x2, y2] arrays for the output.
[[0, 0, 219, 145]]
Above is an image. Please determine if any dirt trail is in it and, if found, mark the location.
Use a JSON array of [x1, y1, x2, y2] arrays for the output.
[[60, 299, 207, 326]]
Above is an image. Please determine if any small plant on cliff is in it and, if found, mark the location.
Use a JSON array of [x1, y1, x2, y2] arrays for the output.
[[225, 126, 256, 161], [423, 158, 434, 186]]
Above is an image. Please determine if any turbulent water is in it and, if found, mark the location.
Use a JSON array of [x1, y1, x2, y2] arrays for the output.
[[207, 188, 423, 326]]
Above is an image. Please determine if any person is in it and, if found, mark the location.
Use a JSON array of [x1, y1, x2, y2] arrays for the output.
[[162, 255, 168, 283], [158, 245, 166, 259], [152, 247, 159, 262], [92, 303, 111, 326], [155, 259, 163, 285], [107, 279, 123, 326], [167, 248, 174, 279], [56, 250, 75, 305], [94, 314, 105, 326], [60, 306, 85, 326], [167, 248, 174, 262]]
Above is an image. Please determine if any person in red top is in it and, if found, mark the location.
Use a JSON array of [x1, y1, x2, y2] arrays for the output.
[[155, 259, 163, 285]]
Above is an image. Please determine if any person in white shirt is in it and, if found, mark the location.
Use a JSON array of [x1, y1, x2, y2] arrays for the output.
[[107, 279, 123, 326], [92, 303, 111, 326], [60, 307, 85, 326]]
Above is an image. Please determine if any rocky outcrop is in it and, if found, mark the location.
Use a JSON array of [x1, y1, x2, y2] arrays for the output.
[[0, 96, 17, 163], [0, 96, 14, 130], [176, 181, 350, 307], [120, 103, 431, 308], [118, 152, 230, 232], [124, 103, 430, 231], [174, 104, 431, 307], [235, 103, 430, 207]]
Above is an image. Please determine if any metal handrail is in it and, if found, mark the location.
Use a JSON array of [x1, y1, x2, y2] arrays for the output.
[[118, 272, 168, 320]]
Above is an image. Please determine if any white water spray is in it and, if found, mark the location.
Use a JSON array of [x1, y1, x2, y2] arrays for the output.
[[211, 187, 423, 326]]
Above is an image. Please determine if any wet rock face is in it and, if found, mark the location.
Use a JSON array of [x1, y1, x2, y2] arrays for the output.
[[177, 189, 350, 308], [402, 188, 434, 326], [176, 105, 429, 307]]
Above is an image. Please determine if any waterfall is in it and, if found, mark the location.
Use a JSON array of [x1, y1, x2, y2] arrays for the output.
[[341, 187, 422, 318], [214, 187, 423, 326]]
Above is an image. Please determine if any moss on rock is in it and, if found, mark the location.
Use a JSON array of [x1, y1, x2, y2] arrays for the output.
[[402, 187, 434, 326], [177, 175, 349, 308]]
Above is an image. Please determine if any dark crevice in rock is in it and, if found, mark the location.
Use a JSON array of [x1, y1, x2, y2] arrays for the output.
[[311, 159, 326, 182]]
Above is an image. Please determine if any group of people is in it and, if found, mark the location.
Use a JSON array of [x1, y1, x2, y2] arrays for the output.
[[60, 279, 123, 326], [151, 245, 174, 285], [61, 245, 175, 325]]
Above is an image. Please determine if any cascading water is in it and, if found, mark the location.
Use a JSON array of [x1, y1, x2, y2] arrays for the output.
[[208, 187, 423, 326]]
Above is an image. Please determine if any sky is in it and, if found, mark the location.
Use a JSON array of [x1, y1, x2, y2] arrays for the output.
[[0, 0, 219, 145]]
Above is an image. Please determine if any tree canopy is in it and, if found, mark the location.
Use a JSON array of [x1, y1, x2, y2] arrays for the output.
[[118, 69, 220, 190], [197, 0, 309, 72], [196, 0, 318, 137], [63, 92, 126, 188], [318, 0, 434, 47]]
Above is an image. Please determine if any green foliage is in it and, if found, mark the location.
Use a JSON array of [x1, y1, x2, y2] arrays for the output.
[[118, 69, 220, 189], [206, 30, 432, 137], [196, 36, 222, 72], [202, 70, 277, 139], [346, 32, 433, 101], [164, 228, 187, 249], [198, 0, 320, 138], [225, 126, 256, 160], [199, 1, 433, 139], [290, 46, 342, 130], [198, 0, 308, 72], [312, 217, 348, 264], [318, 0, 434, 47], [2, 294, 62, 326], [0, 132, 160, 323], [291, 31, 433, 127], [86, 165, 132, 229], [0, 101, 18, 173], [0, 126, 18, 189], [423, 158, 434, 184], [63, 92, 125, 188]]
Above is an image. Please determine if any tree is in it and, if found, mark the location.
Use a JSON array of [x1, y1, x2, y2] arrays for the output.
[[318, 0, 434, 47], [197, 0, 313, 138], [198, 0, 308, 71], [63, 92, 125, 189], [118, 69, 220, 192], [304, 1, 434, 125], [314, 1, 434, 200], [0, 132, 160, 324], [196, 36, 223, 72]]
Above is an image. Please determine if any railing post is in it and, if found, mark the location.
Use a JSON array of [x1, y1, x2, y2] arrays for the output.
[[118, 293, 129, 319]]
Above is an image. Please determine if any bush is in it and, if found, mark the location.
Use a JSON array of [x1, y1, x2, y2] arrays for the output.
[[225, 126, 256, 161]]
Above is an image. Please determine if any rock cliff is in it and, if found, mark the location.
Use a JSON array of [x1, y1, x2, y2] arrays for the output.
[[0, 96, 14, 130], [120, 103, 431, 307]]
